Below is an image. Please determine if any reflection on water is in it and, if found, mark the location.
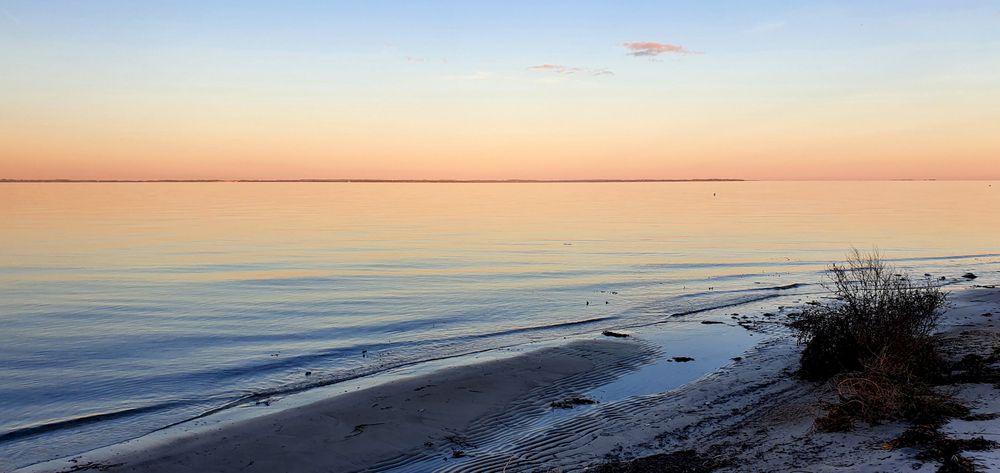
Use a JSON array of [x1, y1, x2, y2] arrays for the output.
[[1, 181, 998, 468]]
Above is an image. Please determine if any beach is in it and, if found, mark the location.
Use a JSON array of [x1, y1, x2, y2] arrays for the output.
[[5, 1, 1000, 470], [19, 278, 1000, 472]]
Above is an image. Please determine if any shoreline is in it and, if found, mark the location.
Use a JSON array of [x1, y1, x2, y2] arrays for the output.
[[18, 339, 662, 473], [16, 282, 1000, 473]]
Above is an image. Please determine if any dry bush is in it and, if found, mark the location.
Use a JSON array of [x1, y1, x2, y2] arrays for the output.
[[792, 250, 955, 432], [790, 249, 947, 381], [815, 349, 966, 431], [832, 350, 910, 424]]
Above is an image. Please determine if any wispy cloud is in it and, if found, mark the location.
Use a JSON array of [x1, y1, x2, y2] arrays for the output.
[[623, 42, 693, 56], [529, 64, 579, 74], [528, 64, 613, 76]]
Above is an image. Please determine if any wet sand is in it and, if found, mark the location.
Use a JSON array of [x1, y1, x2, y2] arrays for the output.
[[26, 339, 655, 473]]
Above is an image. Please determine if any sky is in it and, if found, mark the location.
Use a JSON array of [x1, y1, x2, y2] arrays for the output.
[[1, 0, 999, 180]]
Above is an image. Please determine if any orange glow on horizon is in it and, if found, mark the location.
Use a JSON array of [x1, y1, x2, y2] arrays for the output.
[[3, 3, 999, 181], [4, 99, 999, 181]]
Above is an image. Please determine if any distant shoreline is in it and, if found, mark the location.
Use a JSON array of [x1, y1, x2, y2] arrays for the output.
[[0, 178, 746, 183], [2, 178, 971, 183]]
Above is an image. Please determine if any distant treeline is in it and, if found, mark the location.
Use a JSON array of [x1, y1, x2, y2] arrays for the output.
[[0, 178, 746, 183]]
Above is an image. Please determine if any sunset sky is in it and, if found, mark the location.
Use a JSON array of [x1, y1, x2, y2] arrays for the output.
[[2, 1, 999, 180]]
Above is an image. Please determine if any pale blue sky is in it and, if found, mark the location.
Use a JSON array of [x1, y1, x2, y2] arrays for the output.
[[2, 1, 999, 179]]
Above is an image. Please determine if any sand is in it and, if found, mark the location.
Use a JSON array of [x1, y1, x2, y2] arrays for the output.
[[22, 284, 1000, 473], [24, 339, 656, 473], [447, 285, 1000, 473]]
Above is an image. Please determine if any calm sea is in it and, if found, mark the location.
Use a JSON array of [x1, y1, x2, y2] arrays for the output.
[[1, 181, 998, 468]]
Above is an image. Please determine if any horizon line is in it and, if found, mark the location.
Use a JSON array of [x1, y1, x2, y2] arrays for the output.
[[1, 178, 988, 183], [1, 178, 748, 183]]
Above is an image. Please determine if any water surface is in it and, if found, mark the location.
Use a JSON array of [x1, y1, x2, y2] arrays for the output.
[[1, 181, 998, 468]]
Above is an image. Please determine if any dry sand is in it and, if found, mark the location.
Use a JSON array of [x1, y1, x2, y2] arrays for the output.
[[22, 284, 1000, 473]]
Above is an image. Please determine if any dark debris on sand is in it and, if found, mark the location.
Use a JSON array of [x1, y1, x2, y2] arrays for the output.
[[61, 462, 124, 472], [590, 449, 731, 473], [551, 396, 598, 409], [891, 423, 997, 473]]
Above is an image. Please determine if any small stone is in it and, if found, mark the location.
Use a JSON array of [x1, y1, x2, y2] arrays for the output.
[[550, 397, 597, 409], [602, 330, 629, 338], [963, 273, 977, 279]]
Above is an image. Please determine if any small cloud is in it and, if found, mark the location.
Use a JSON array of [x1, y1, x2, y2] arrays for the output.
[[528, 64, 614, 77], [623, 42, 692, 56], [529, 64, 581, 74]]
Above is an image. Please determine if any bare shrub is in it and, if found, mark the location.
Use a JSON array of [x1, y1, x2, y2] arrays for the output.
[[790, 249, 947, 381], [814, 348, 965, 431]]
